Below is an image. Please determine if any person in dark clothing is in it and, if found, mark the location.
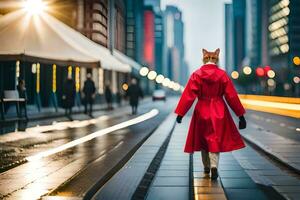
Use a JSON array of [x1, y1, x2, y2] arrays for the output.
[[116, 91, 122, 106], [105, 84, 113, 110], [62, 77, 76, 119], [16, 79, 28, 119], [82, 73, 96, 116], [126, 78, 143, 115]]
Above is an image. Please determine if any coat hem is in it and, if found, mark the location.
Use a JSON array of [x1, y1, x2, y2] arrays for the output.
[[183, 143, 246, 154]]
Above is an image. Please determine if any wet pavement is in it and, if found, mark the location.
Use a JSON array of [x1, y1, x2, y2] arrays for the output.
[[0, 98, 177, 199], [0, 98, 300, 200], [93, 111, 298, 200]]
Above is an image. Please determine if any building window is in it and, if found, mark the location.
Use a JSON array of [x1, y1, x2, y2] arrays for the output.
[[115, 5, 125, 52]]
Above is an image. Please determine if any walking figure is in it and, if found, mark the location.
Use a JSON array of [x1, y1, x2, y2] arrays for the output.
[[126, 78, 143, 115], [83, 73, 96, 116], [17, 79, 28, 119], [105, 84, 113, 110], [175, 48, 247, 180], [62, 76, 76, 119]]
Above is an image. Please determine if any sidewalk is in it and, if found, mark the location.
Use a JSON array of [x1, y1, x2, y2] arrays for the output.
[[92, 114, 285, 200], [1, 102, 122, 122]]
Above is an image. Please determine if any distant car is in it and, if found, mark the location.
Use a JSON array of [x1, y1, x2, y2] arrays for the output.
[[152, 89, 166, 101]]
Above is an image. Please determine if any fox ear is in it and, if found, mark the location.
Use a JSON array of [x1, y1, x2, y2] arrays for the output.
[[215, 48, 220, 56], [202, 49, 208, 55]]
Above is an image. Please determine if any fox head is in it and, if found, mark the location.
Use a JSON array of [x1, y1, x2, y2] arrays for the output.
[[202, 48, 220, 64]]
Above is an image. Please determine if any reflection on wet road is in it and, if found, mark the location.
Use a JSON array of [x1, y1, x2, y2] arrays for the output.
[[0, 98, 177, 199]]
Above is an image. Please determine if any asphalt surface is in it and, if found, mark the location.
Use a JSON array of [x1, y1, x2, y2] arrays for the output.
[[0, 98, 177, 199], [1, 98, 299, 200], [246, 110, 300, 141]]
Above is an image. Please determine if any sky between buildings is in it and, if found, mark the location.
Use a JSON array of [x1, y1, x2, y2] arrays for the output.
[[161, 0, 232, 72]]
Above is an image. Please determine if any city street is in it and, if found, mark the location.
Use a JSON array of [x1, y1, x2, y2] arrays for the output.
[[0, 98, 177, 199], [0, 0, 300, 199], [0, 97, 299, 199]]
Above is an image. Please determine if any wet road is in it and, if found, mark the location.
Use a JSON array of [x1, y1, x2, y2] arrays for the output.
[[0, 98, 177, 199], [246, 110, 300, 141]]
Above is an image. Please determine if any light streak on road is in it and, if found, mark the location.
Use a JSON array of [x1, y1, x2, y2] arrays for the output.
[[26, 109, 159, 162]]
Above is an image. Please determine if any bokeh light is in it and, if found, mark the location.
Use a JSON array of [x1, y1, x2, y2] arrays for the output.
[[122, 83, 128, 91], [231, 71, 239, 79], [139, 67, 149, 76], [267, 70, 276, 78], [162, 78, 170, 87], [293, 76, 300, 84], [293, 56, 300, 66], [243, 66, 252, 75], [147, 71, 157, 80], [155, 74, 164, 83], [267, 79, 276, 87], [24, 0, 46, 15], [256, 67, 265, 77]]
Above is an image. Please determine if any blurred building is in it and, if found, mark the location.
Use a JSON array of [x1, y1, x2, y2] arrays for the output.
[[125, 0, 144, 63], [232, 0, 246, 70], [143, 6, 156, 69], [225, 3, 234, 72], [163, 5, 187, 84], [268, 0, 300, 75], [0, 0, 130, 108], [144, 0, 164, 74]]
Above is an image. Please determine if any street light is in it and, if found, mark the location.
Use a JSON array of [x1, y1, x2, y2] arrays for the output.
[[139, 67, 149, 76], [24, 0, 46, 15], [162, 78, 170, 87], [231, 71, 239, 79], [293, 76, 300, 84], [255, 67, 265, 77], [122, 83, 128, 91], [267, 70, 276, 78], [243, 66, 252, 75], [293, 56, 300, 66], [168, 81, 175, 89], [147, 71, 157, 80], [155, 74, 164, 83], [173, 83, 181, 91], [267, 79, 276, 87]]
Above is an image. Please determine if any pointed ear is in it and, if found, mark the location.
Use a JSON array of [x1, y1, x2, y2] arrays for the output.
[[215, 48, 220, 56], [202, 49, 208, 55]]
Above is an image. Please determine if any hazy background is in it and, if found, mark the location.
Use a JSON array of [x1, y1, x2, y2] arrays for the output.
[[161, 0, 232, 72]]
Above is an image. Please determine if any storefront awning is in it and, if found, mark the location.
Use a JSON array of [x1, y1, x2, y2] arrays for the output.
[[0, 10, 131, 72], [113, 49, 142, 71]]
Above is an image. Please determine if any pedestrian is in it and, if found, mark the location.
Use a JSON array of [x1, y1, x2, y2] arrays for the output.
[[62, 76, 76, 119], [126, 78, 143, 115], [116, 91, 122, 106], [104, 84, 113, 110], [175, 48, 247, 180], [82, 73, 96, 116], [16, 79, 28, 119]]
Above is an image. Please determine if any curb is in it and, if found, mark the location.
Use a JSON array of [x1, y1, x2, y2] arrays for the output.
[[242, 134, 300, 175]]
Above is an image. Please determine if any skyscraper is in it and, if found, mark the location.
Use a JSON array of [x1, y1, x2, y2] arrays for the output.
[[143, 6, 155, 69], [232, 0, 246, 69], [268, 0, 300, 93], [125, 0, 144, 63], [163, 5, 186, 84], [225, 3, 234, 72]]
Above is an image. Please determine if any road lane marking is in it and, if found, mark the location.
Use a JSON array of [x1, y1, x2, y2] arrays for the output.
[[26, 109, 159, 162]]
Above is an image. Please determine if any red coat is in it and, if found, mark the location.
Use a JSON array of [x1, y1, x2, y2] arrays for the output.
[[175, 64, 246, 153]]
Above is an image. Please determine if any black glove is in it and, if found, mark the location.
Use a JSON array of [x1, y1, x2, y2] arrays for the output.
[[239, 116, 246, 129], [176, 115, 183, 123]]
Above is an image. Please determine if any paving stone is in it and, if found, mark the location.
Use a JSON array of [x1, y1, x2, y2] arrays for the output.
[[152, 176, 189, 186], [146, 186, 189, 200], [221, 178, 258, 189], [224, 188, 269, 200]]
